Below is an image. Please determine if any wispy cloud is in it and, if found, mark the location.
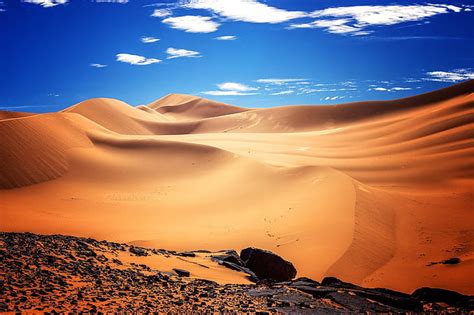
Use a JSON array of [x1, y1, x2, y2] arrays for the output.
[[203, 81, 258, 96], [270, 90, 294, 95], [202, 90, 256, 96], [256, 78, 308, 85], [166, 47, 201, 59], [144, 3, 175, 8], [151, 8, 172, 17], [162, 15, 220, 33], [182, 0, 306, 24], [90, 63, 107, 68], [289, 4, 466, 35], [215, 35, 237, 41], [425, 69, 474, 82], [22, 0, 68, 8], [218, 82, 257, 92], [289, 18, 370, 36], [323, 96, 345, 101], [141, 36, 160, 43], [116, 53, 161, 65], [369, 87, 412, 92]]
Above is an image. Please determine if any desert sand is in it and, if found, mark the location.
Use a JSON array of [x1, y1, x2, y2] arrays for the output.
[[1, 80, 473, 294]]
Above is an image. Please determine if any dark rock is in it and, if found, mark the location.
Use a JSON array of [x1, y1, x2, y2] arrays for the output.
[[321, 277, 422, 311], [80, 249, 97, 258], [212, 250, 244, 266], [240, 247, 296, 282], [220, 261, 258, 282], [321, 276, 360, 289], [442, 257, 461, 265], [290, 277, 320, 287], [129, 247, 147, 256], [76, 240, 90, 248], [351, 288, 422, 311], [292, 285, 336, 298], [412, 287, 471, 307], [248, 287, 286, 297], [327, 291, 399, 312], [211, 250, 260, 281], [427, 257, 462, 266], [272, 290, 313, 305], [173, 268, 190, 277], [176, 251, 196, 257]]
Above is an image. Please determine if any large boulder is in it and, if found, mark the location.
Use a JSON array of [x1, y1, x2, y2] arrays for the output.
[[240, 247, 297, 282]]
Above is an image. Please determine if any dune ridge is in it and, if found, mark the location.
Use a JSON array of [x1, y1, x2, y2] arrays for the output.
[[0, 80, 473, 294]]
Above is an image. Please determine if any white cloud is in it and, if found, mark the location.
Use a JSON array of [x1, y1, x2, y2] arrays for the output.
[[162, 15, 220, 33], [166, 47, 201, 58], [202, 81, 258, 96], [151, 8, 172, 17], [215, 35, 237, 40], [323, 96, 345, 101], [425, 69, 474, 82], [166, 47, 201, 59], [297, 88, 321, 95], [256, 78, 308, 85], [290, 4, 466, 35], [202, 90, 257, 96], [391, 87, 412, 91], [289, 18, 370, 36], [141, 36, 160, 43], [217, 82, 257, 92], [90, 63, 107, 68], [183, 0, 306, 23], [271, 90, 294, 95], [22, 0, 67, 8], [116, 53, 161, 65], [369, 86, 412, 92]]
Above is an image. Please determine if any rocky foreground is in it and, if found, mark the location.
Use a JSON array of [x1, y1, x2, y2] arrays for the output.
[[1, 232, 472, 313]]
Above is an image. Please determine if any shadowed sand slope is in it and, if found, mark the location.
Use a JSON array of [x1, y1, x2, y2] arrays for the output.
[[148, 93, 249, 120], [1, 80, 473, 294]]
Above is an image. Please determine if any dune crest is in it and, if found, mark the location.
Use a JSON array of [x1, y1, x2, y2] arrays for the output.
[[148, 93, 249, 120], [1, 81, 473, 294]]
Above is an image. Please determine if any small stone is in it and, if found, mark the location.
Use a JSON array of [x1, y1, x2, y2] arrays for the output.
[[173, 268, 190, 277]]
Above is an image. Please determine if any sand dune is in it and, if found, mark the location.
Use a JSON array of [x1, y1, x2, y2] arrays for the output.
[[148, 93, 249, 120], [0, 110, 34, 120], [1, 80, 473, 294]]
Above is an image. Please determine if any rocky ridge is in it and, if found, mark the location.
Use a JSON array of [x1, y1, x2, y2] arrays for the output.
[[1, 232, 472, 313]]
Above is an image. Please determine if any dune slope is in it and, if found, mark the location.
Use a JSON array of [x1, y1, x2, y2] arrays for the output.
[[1, 80, 473, 294]]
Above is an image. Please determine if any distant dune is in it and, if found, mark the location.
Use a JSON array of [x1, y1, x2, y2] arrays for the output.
[[1, 80, 473, 294]]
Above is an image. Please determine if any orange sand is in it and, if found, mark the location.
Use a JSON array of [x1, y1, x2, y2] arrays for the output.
[[1, 81, 473, 293]]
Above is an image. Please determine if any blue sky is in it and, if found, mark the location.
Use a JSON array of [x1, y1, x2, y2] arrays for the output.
[[1, 0, 473, 112]]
